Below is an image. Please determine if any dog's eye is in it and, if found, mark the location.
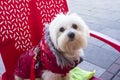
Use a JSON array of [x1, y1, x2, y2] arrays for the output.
[[72, 24, 77, 29], [59, 27, 65, 32]]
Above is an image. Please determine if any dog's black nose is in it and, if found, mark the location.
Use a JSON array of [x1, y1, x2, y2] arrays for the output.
[[68, 32, 75, 39]]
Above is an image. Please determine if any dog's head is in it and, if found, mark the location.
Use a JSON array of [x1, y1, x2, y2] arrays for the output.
[[49, 13, 89, 55]]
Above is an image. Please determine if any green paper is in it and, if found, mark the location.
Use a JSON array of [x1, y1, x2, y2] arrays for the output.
[[70, 67, 95, 80]]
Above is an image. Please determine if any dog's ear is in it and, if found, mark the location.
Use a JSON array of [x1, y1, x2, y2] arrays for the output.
[[84, 25, 90, 39], [87, 29, 90, 38]]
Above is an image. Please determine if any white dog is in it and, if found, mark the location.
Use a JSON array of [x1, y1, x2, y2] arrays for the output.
[[14, 13, 89, 80]]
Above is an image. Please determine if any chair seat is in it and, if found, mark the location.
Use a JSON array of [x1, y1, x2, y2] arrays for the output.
[[90, 77, 101, 80]]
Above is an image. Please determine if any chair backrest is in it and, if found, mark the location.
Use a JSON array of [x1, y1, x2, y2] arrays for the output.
[[1, 0, 120, 80], [0, 0, 68, 79], [90, 30, 120, 53]]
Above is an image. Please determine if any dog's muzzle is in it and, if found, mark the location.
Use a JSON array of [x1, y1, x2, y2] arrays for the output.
[[68, 32, 75, 40]]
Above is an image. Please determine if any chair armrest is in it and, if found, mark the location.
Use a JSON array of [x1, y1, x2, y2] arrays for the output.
[[90, 30, 120, 53]]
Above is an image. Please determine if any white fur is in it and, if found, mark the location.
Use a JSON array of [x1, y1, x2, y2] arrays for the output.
[[15, 13, 89, 80], [42, 70, 70, 80], [15, 71, 70, 80], [49, 13, 89, 57]]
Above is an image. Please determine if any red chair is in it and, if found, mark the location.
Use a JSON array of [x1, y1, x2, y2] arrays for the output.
[[0, 0, 120, 80]]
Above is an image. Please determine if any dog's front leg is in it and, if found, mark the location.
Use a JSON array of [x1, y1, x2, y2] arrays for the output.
[[14, 75, 24, 80], [42, 70, 63, 80], [63, 72, 72, 80]]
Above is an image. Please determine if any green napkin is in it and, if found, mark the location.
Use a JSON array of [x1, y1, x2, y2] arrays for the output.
[[71, 67, 95, 80]]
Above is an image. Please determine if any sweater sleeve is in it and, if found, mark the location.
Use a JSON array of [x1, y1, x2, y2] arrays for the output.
[[14, 48, 35, 79]]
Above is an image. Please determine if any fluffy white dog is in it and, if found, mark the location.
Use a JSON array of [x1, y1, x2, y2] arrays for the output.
[[49, 13, 89, 58], [14, 13, 89, 80]]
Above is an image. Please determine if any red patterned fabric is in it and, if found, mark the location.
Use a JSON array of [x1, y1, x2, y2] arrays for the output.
[[14, 47, 35, 79], [0, 0, 68, 80], [30, 58, 36, 80], [39, 38, 79, 75], [0, 0, 101, 80], [15, 38, 79, 79]]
